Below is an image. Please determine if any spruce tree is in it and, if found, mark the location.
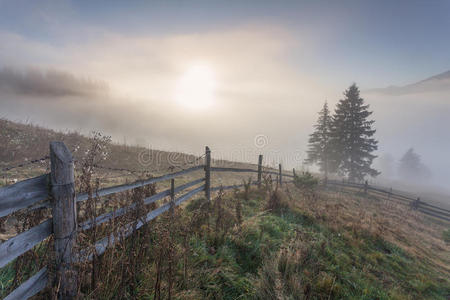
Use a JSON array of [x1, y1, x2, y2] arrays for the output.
[[398, 148, 431, 182], [331, 84, 379, 181], [305, 101, 332, 178]]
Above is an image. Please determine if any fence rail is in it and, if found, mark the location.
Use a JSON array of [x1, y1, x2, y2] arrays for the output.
[[3, 267, 48, 300], [0, 174, 49, 218], [0, 142, 290, 299], [326, 179, 450, 222]]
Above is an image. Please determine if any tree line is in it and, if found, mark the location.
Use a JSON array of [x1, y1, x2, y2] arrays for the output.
[[305, 84, 379, 182], [378, 148, 431, 182]]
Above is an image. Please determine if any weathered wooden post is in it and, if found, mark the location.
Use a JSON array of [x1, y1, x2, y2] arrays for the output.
[[170, 179, 175, 207], [292, 168, 296, 178], [388, 188, 392, 201], [257, 155, 263, 188], [50, 141, 77, 299], [279, 164, 282, 186], [205, 146, 211, 201], [412, 197, 421, 210], [364, 180, 368, 194], [168, 178, 175, 300]]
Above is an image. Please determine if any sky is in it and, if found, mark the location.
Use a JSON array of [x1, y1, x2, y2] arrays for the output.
[[1, 0, 450, 190], [2, 0, 450, 87]]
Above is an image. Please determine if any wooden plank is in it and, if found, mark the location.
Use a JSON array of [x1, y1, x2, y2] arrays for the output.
[[174, 185, 205, 206], [327, 181, 363, 189], [328, 181, 450, 215], [79, 190, 171, 231], [262, 170, 279, 176], [418, 205, 450, 218], [211, 181, 258, 192], [367, 189, 411, 205], [211, 184, 244, 191], [50, 141, 77, 298], [79, 178, 205, 231], [76, 165, 204, 202], [260, 170, 294, 178], [332, 183, 411, 205], [370, 186, 417, 201], [210, 180, 295, 193], [211, 167, 258, 173], [418, 208, 450, 222], [329, 183, 415, 207], [368, 186, 417, 201], [420, 201, 450, 214], [331, 180, 362, 187], [0, 219, 52, 268], [77, 185, 205, 262], [4, 267, 48, 300], [0, 174, 49, 218]]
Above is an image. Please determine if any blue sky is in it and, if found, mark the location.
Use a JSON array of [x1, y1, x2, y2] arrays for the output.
[[1, 0, 449, 88]]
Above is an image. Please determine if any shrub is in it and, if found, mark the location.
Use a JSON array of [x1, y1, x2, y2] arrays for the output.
[[294, 172, 318, 190], [443, 229, 450, 244]]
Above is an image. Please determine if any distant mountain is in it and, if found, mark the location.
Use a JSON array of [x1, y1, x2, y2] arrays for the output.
[[367, 70, 450, 95]]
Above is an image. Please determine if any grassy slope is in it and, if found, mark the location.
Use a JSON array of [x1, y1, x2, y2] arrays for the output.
[[0, 118, 261, 186], [20, 184, 443, 300], [2, 183, 448, 299], [170, 186, 450, 300], [1, 119, 449, 299]]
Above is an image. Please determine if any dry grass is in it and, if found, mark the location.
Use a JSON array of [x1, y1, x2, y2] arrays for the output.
[[289, 186, 450, 279], [2, 119, 449, 299], [0, 118, 274, 241]]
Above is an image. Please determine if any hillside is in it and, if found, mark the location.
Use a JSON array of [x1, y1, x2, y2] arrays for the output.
[[2, 176, 449, 299], [0, 118, 261, 188], [367, 69, 450, 95], [1, 119, 449, 299]]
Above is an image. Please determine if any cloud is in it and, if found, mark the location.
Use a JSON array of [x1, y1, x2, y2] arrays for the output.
[[0, 67, 109, 98]]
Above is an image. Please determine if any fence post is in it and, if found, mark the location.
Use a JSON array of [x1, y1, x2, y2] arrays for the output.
[[412, 197, 421, 210], [279, 164, 282, 186], [257, 155, 263, 188], [170, 179, 175, 206], [50, 141, 77, 299], [292, 168, 296, 178], [364, 180, 368, 194], [205, 146, 211, 201], [388, 188, 392, 200]]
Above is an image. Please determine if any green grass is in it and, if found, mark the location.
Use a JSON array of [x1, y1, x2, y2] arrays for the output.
[[443, 228, 450, 244], [178, 190, 450, 300]]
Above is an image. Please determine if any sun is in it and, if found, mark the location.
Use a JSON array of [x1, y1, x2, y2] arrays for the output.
[[174, 63, 217, 110]]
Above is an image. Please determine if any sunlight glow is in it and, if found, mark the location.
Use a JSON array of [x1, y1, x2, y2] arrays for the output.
[[174, 63, 217, 110]]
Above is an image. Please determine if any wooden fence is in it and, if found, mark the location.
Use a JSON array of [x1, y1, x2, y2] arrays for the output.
[[325, 179, 450, 222], [0, 142, 294, 300]]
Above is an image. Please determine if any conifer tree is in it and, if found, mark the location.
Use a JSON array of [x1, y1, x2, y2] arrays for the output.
[[305, 101, 332, 178], [331, 84, 379, 181], [398, 148, 431, 182]]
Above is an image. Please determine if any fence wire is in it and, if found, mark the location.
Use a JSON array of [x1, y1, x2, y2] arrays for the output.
[[1, 156, 50, 172]]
